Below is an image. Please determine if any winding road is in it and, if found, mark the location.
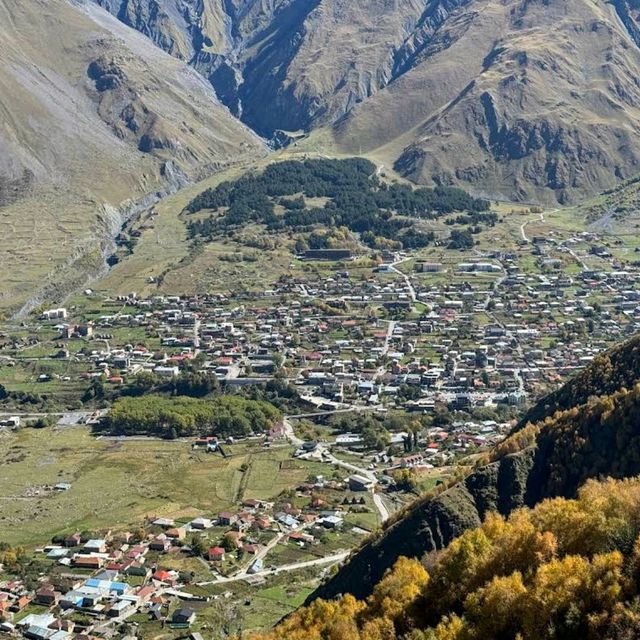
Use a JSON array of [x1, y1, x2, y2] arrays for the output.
[[388, 259, 417, 302], [519, 210, 545, 243]]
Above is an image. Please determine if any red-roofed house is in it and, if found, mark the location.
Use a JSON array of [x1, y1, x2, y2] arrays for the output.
[[207, 547, 225, 562]]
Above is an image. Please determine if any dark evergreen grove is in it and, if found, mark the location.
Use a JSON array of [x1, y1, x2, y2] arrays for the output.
[[185, 158, 493, 249]]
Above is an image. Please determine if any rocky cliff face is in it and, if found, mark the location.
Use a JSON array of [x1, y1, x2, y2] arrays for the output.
[[94, 0, 431, 134], [91, 0, 640, 203], [335, 0, 640, 203]]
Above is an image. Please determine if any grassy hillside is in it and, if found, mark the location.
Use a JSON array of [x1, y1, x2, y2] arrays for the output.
[[254, 475, 640, 640], [0, 0, 263, 316]]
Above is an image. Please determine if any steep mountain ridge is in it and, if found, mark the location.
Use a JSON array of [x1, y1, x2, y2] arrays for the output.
[[336, 0, 640, 203], [89, 0, 640, 202], [0, 0, 263, 315], [259, 475, 640, 639], [309, 333, 640, 603], [94, 0, 432, 132]]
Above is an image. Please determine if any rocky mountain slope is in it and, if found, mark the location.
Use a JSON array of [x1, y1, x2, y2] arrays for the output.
[[309, 333, 640, 602], [91, 0, 640, 203], [0, 0, 263, 315]]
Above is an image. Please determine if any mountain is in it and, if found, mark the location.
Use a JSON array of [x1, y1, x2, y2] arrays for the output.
[[92, 0, 640, 203], [0, 0, 263, 315], [334, 0, 640, 204], [307, 333, 640, 603], [258, 475, 640, 640]]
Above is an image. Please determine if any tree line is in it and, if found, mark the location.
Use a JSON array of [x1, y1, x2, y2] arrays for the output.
[[186, 158, 490, 250], [252, 475, 640, 640], [96, 394, 281, 439]]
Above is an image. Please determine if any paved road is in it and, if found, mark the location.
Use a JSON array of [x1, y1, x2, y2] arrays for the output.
[[196, 551, 350, 586], [193, 317, 201, 352], [382, 320, 396, 356], [372, 492, 390, 522], [564, 244, 588, 271], [282, 416, 303, 447], [388, 260, 417, 302], [519, 211, 545, 243], [284, 412, 388, 521], [269, 551, 350, 575]]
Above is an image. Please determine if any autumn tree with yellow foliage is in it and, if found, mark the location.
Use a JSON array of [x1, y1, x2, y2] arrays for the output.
[[252, 477, 640, 640]]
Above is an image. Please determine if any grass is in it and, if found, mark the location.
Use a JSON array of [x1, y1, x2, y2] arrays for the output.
[[126, 568, 322, 637], [0, 428, 318, 547], [243, 583, 314, 630]]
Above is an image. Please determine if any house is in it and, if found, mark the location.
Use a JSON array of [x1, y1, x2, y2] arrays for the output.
[[47, 619, 74, 635], [166, 527, 186, 541], [124, 562, 150, 578], [189, 517, 212, 530], [319, 515, 344, 529], [248, 558, 264, 574], [42, 308, 67, 321], [84, 578, 128, 596], [152, 569, 177, 585], [149, 537, 170, 552], [152, 517, 175, 528], [16, 613, 56, 629], [107, 600, 133, 618], [154, 365, 179, 378], [276, 513, 299, 529], [252, 516, 272, 530], [72, 556, 103, 570], [83, 539, 107, 554], [288, 532, 314, 544], [114, 531, 134, 544], [207, 547, 225, 562], [135, 585, 156, 604], [34, 588, 59, 606], [218, 511, 238, 526], [11, 595, 31, 612], [172, 608, 196, 626], [64, 534, 81, 548], [348, 475, 375, 492], [125, 545, 146, 560]]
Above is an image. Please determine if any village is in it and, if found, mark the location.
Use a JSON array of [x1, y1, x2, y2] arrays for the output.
[[1, 212, 640, 639], [6, 224, 638, 417]]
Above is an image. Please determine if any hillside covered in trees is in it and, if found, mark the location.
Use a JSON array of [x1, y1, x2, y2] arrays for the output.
[[518, 332, 640, 427], [254, 476, 640, 640], [303, 333, 640, 607], [185, 158, 493, 251], [96, 395, 281, 439]]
